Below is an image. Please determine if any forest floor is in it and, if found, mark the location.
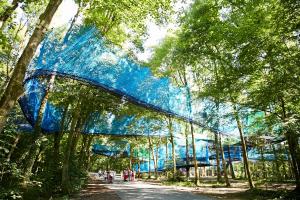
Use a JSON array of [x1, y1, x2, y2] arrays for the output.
[[148, 177, 297, 200], [72, 174, 298, 200], [70, 179, 120, 200]]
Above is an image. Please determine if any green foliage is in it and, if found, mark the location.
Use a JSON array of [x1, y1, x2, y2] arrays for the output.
[[83, 0, 173, 47]]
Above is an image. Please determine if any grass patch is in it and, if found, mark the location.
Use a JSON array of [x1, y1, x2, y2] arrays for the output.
[[162, 180, 196, 187]]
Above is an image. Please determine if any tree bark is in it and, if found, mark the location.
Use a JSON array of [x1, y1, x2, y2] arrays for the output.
[[78, 134, 88, 168], [168, 117, 176, 180], [149, 137, 158, 179], [272, 144, 281, 180], [214, 132, 222, 182], [280, 97, 300, 190], [227, 144, 236, 179], [84, 136, 93, 171], [0, 0, 63, 133], [62, 103, 81, 194], [190, 121, 199, 185], [259, 145, 267, 179], [22, 74, 55, 182], [185, 124, 190, 179], [219, 134, 230, 187], [129, 144, 133, 170], [155, 140, 159, 179], [233, 104, 254, 189], [148, 136, 151, 179], [53, 105, 69, 170], [0, 0, 20, 29], [6, 134, 20, 162], [138, 158, 141, 178]]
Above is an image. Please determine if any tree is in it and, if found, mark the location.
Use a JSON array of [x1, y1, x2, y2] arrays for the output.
[[0, 0, 63, 133]]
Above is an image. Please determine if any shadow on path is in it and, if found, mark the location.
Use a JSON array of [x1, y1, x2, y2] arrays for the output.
[[71, 180, 120, 200]]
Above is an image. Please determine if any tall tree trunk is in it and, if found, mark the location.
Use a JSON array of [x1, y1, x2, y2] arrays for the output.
[[272, 144, 281, 181], [22, 75, 55, 182], [53, 105, 69, 170], [69, 117, 84, 161], [149, 138, 158, 179], [286, 132, 300, 189], [219, 134, 230, 187], [190, 121, 199, 185], [185, 124, 190, 179], [129, 144, 133, 170], [168, 117, 176, 180], [138, 158, 141, 178], [155, 140, 159, 179], [259, 145, 267, 179], [0, 0, 20, 29], [227, 144, 235, 179], [148, 136, 151, 179], [215, 132, 222, 182], [84, 136, 93, 171], [78, 135, 88, 168], [165, 137, 168, 161], [0, 0, 63, 133], [6, 134, 20, 162], [233, 104, 254, 189], [62, 103, 81, 194], [280, 97, 300, 190]]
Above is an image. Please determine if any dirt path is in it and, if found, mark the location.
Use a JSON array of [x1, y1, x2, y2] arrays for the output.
[[74, 173, 216, 200], [71, 179, 120, 200]]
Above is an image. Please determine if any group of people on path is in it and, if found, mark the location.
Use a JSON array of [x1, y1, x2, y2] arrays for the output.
[[98, 170, 115, 183], [122, 168, 135, 182]]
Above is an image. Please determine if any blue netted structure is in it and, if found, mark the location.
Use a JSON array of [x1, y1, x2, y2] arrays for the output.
[[92, 144, 129, 157], [17, 25, 287, 171], [20, 25, 213, 134]]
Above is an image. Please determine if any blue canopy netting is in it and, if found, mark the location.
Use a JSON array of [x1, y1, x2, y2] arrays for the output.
[[21, 25, 249, 136], [92, 136, 288, 173], [17, 25, 288, 169]]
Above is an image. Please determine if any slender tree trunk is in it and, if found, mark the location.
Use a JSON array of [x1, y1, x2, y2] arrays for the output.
[[190, 121, 199, 185], [155, 140, 159, 179], [280, 98, 300, 190], [22, 75, 55, 182], [168, 117, 176, 180], [272, 144, 281, 180], [53, 105, 69, 170], [62, 103, 81, 194], [138, 159, 141, 178], [6, 134, 20, 162], [22, 135, 45, 183], [286, 132, 300, 189], [78, 135, 88, 167], [148, 136, 151, 179], [279, 144, 287, 180], [185, 124, 190, 179], [0, 0, 63, 133], [32, 144, 45, 174], [0, 0, 20, 29], [260, 145, 267, 179], [227, 144, 235, 179], [215, 132, 222, 182], [62, 120, 78, 194], [219, 134, 230, 187], [150, 141, 158, 179], [286, 145, 294, 179], [165, 137, 168, 161], [69, 118, 83, 160], [84, 136, 93, 171], [129, 144, 133, 170], [233, 104, 254, 189]]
